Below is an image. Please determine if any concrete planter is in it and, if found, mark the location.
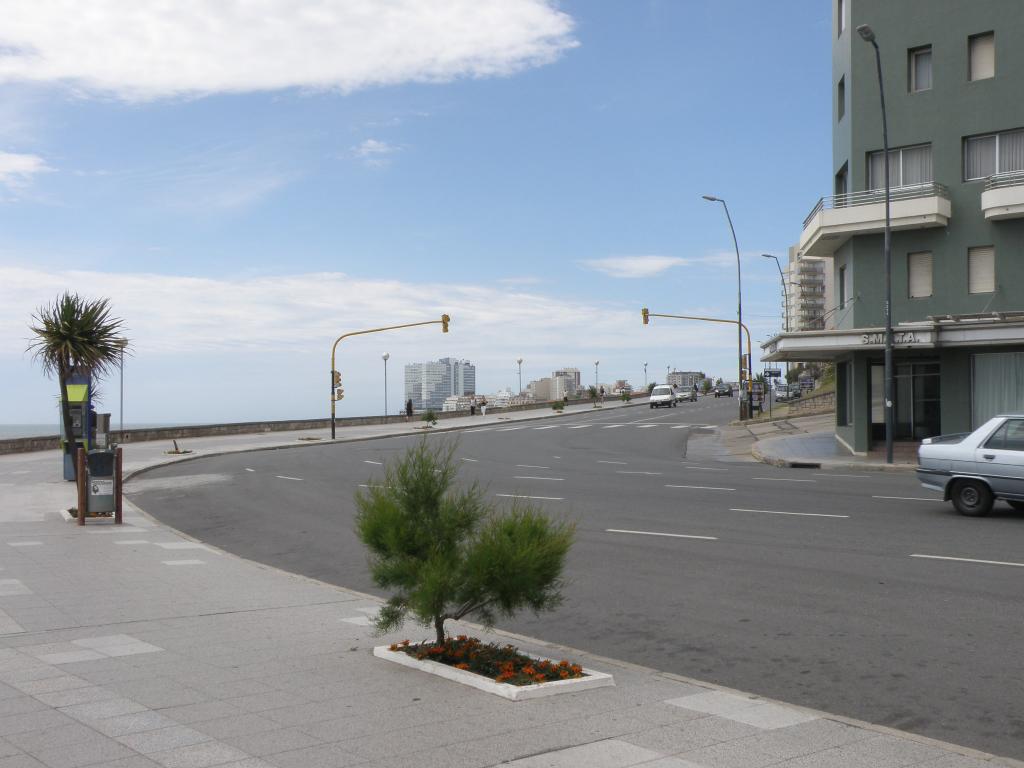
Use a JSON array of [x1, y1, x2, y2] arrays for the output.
[[373, 645, 614, 701]]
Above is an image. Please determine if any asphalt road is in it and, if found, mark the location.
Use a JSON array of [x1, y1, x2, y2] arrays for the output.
[[127, 398, 1024, 759]]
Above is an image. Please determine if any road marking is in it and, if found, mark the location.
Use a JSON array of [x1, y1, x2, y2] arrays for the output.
[[616, 471, 662, 476], [665, 484, 735, 492], [357, 483, 391, 489], [813, 473, 871, 479], [751, 477, 816, 483], [465, 428, 492, 433], [498, 427, 524, 432], [873, 495, 940, 501], [671, 425, 691, 429], [533, 426, 559, 430], [684, 466, 728, 471], [730, 508, 849, 519], [244, 468, 255, 473], [496, 494, 564, 501], [513, 476, 564, 481], [910, 554, 1024, 568], [567, 425, 592, 429], [602, 425, 625, 429], [516, 464, 550, 469], [606, 529, 717, 541], [461, 458, 478, 462], [597, 460, 627, 465], [162, 560, 205, 566], [275, 475, 303, 481], [363, 460, 383, 466], [636, 424, 659, 429], [7, 542, 43, 547]]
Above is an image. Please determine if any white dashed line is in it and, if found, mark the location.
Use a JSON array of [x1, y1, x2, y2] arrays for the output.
[[516, 465, 550, 469], [597, 460, 627, 465], [275, 475, 303, 481], [461, 458, 478, 462], [636, 425, 659, 429], [684, 466, 729, 471], [567, 425, 592, 430], [602, 425, 625, 429], [873, 496, 940, 501], [244, 468, 255, 473], [665, 485, 735, 492], [910, 554, 1024, 568], [533, 426, 559, 430], [498, 427, 525, 432], [616, 471, 662, 476], [162, 560, 205, 566], [730, 508, 849, 519], [363, 460, 383, 465], [813, 473, 870, 479], [496, 494, 565, 501], [751, 477, 817, 483], [513, 476, 564, 481], [606, 529, 717, 541], [465, 429, 493, 433]]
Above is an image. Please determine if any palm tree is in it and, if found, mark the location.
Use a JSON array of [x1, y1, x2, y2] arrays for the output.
[[28, 293, 127, 476]]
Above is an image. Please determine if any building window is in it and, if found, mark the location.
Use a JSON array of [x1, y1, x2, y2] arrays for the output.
[[968, 246, 995, 294], [963, 128, 1024, 180], [838, 265, 847, 307], [909, 46, 932, 92], [837, 76, 845, 121], [836, 362, 850, 426], [972, 353, 1024, 427], [837, 0, 845, 37], [835, 163, 848, 196], [969, 32, 995, 81], [867, 144, 933, 189], [908, 251, 933, 298]]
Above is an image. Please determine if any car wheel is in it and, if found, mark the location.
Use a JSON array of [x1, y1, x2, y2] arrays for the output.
[[1007, 500, 1024, 512], [951, 479, 993, 517]]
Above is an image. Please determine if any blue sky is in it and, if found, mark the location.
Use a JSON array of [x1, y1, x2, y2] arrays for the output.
[[0, 1, 831, 425]]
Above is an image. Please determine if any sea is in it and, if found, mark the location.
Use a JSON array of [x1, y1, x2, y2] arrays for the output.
[[0, 423, 183, 439]]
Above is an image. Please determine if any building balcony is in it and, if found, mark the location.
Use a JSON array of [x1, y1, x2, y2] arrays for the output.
[[981, 171, 1024, 220], [799, 183, 952, 257]]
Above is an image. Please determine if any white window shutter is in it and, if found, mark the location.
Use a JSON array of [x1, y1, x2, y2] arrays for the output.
[[908, 252, 933, 298], [968, 246, 995, 293], [970, 33, 995, 81]]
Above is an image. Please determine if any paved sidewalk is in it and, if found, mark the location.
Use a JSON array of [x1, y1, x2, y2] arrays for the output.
[[0, 421, 1015, 766]]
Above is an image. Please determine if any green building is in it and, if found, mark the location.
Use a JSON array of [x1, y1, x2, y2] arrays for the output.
[[763, 0, 1024, 455]]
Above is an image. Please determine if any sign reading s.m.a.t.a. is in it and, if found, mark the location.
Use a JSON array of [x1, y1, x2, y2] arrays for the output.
[[861, 331, 921, 345]]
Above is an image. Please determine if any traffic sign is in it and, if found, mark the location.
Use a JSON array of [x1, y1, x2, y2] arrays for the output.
[[764, 368, 782, 378]]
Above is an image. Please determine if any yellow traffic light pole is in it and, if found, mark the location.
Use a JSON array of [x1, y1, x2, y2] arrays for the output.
[[330, 314, 450, 439], [641, 308, 753, 417]]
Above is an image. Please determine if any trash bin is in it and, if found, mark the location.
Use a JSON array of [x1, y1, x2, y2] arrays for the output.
[[87, 449, 116, 515]]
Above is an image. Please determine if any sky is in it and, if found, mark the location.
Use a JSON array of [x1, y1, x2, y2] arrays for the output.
[[0, 0, 832, 425]]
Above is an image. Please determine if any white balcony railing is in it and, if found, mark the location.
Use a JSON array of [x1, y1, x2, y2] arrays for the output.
[[799, 182, 951, 257], [981, 171, 1024, 220]]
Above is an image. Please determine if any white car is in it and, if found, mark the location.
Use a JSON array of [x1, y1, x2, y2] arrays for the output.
[[649, 385, 677, 408]]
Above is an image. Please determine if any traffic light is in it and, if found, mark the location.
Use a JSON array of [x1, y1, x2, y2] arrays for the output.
[[641, 307, 650, 325], [441, 313, 450, 333], [332, 370, 341, 387], [335, 388, 345, 401]]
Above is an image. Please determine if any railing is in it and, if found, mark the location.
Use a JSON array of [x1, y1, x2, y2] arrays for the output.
[[803, 182, 951, 230], [984, 170, 1024, 191]]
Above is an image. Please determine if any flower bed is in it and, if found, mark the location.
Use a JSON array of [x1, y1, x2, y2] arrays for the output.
[[374, 636, 614, 701]]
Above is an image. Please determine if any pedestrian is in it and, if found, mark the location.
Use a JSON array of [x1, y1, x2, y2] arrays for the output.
[[405, 398, 413, 422], [480, 397, 488, 417], [470, 396, 476, 416], [599, 386, 604, 406]]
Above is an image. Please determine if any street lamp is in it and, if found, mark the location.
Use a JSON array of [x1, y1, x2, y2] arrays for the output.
[[703, 194, 746, 419], [594, 361, 599, 388], [516, 358, 523, 395], [115, 338, 128, 443], [762, 254, 789, 334], [643, 362, 647, 388], [382, 353, 390, 417], [857, 23, 895, 464]]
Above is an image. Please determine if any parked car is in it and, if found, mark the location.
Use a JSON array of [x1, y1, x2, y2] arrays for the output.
[[649, 385, 677, 408], [776, 385, 801, 402], [713, 385, 732, 398], [917, 415, 1024, 516], [676, 388, 697, 403]]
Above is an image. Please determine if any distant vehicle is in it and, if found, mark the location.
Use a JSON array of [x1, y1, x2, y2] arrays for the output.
[[676, 389, 697, 403], [649, 385, 677, 408], [776, 385, 801, 401], [713, 385, 732, 398], [917, 415, 1024, 516]]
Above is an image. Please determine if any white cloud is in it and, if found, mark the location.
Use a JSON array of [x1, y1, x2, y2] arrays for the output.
[[0, 1, 578, 101], [352, 139, 401, 167], [0, 151, 51, 189], [579, 255, 690, 279]]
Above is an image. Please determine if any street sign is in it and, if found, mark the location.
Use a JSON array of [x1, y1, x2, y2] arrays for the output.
[[764, 368, 782, 377]]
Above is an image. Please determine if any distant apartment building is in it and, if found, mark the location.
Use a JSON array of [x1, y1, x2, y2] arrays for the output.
[[552, 368, 581, 389], [526, 378, 553, 401], [441, 395, 474, 412], [404, 357, 476, 411], [667, 371, 705, 390], [781, 250, 831, 332]]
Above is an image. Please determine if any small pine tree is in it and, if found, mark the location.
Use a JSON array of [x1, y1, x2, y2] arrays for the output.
[[355, 440, 575, 645], [421, 409, 437, 426]]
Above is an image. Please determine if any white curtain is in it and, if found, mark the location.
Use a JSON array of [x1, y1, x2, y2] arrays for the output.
[[972, 352, 1024, 427], [965, 136, 997, 180], [902, 145, 933, 185], [998, 130, 1024, 173]]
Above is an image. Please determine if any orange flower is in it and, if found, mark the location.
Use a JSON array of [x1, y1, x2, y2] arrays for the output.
[[533, 674, 546, 683], [388, 643, 399, 652], [455, 663, 470, 670], [522, 665, 536, 676], [456, 635, 468, 642], [401, 640, 410, 647], [559, 670, 570, 679]]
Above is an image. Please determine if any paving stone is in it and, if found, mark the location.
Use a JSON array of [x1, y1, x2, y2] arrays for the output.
[[35, 686, 122, 709], [117, 725, 212, 754], [677, 738, 780, 767], [722, 702, 820, 730], [0, 710, 75, 737], [5, 723, 108, 753], [155, 702, 244, 726], [147, 741, 252, 768], [31, 737, 136, 768], [262, 741, 368, 768], [622, 716, 759, 755], [59, 698, 149, 722], [219, 727, 322, 757], [11, 678, 91, 697], [91, 711, 180, 738], [0, 755, 47, 768], [0, 700, 47, 719], [664, 691, 762, 717], [501, 738, 665, 767]]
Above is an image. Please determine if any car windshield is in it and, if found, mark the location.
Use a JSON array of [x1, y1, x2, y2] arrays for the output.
[[652, 387, 672, 395]]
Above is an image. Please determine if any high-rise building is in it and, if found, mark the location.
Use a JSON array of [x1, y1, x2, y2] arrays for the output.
[[763, 0, 1024, 454], [404, 358, 476, 411], [667, 371, 705, 390], [781, 251, 831, 332]]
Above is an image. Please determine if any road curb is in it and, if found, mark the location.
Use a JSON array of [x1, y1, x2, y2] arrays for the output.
[[750, 437, 918, 473]]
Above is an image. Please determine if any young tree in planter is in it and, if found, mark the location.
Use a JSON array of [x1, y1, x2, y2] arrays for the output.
[[355, 440, 575, 646], [28, 293, 127, 477]]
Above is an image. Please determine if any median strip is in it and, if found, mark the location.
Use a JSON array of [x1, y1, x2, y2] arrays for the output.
[[606, 529, 717, 541]]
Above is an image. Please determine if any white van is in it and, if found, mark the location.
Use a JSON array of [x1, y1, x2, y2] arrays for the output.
[[649, 385, 676, 408]]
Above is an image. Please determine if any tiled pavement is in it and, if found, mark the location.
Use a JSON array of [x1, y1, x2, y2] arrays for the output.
[[0, 420, 1018, 767]]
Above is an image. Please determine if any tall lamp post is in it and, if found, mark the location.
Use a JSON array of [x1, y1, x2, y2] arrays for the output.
[[857, 23, 894, 464], [115, 338, 128, 442], [763, 253, 790, 385], [643, 362, 648, 388], [516, 358, 523, 395], [703, 195, 747, 420], [594, 361, 599, 389], [382, 353, 390, 417]]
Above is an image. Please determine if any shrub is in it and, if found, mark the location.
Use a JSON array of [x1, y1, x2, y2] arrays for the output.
[[551, 401, 564, 411], [421, 409, 437, 426], [355, 440, 575, 645]]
